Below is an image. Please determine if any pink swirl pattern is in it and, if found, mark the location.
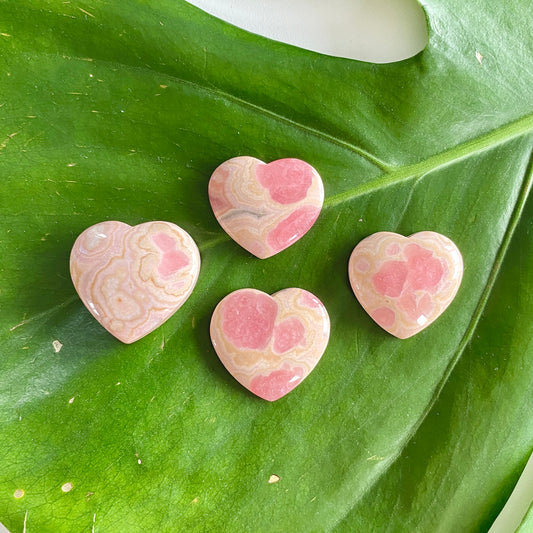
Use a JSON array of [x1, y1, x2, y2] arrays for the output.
[[210, 288, 330, 401], [70, 221, 201, 343], [348, 231, 463, 338], [208, 156, 324, 258]]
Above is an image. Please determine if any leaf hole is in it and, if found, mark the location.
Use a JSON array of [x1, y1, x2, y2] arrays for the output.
[[185, 0, 428, 62]]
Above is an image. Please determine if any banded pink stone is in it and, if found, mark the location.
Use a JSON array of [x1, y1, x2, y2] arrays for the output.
[[348, 231, 463, 338], [70, 221, 201, 343], [210, 288, 330, 401], [208, 156, 324, 258]]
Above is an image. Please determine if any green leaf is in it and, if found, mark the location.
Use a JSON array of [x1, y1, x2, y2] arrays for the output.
[[1, 1, 532, 531]]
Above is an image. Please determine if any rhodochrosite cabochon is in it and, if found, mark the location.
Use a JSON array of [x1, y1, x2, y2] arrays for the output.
[[349, 231, 463, 338], [208, 156, 324, 258], [70, 221, 201, 343], [210, 288, 330, 401]]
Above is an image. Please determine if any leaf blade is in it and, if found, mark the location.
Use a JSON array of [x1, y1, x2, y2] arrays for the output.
[[1, 1, 532, 531]]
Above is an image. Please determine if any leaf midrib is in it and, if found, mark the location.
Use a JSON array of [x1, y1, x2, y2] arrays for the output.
[[200, 111, 533, 250], [324, 112, 533, 208]]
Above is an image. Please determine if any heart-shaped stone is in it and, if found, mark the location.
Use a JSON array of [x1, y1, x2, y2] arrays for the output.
[[208, 156, 324, 258], [348, 231, 463, 338], [210, 288, 330, 401], [70, 221, 201, 343]]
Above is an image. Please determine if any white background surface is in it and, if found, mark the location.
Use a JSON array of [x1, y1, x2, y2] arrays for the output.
[[185, 2, 533, 532], [185, 0, 428, 62]]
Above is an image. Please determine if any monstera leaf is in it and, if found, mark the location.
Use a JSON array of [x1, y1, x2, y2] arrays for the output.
[[1, 0, 532, 531]]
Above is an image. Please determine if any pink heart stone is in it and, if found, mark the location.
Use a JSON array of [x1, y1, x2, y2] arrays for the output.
[[70, 221, 201, 343], [210, 288, 330, 401], [208, 156, 324, 258], [348, 231, 463, 339]]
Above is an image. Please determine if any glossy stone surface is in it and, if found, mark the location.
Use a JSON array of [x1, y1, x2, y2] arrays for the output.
[[210, 288, 330, 401], [348, 231, 463, 338], [70, 221, 200, 343], [208, 156, 324, 258]]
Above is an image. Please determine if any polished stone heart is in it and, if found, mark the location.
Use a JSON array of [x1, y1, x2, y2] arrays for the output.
[[210, 288, 330, 401], [348, 231, 463, 338], [70, 221, 201, 343], [208, 156, 324, 258]]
